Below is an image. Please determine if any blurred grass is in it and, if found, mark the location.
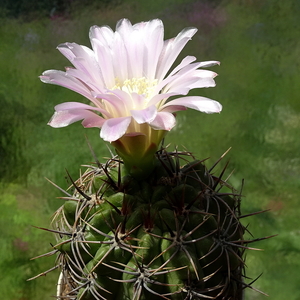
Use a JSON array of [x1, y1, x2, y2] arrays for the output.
[[0, 0, 300, 299]]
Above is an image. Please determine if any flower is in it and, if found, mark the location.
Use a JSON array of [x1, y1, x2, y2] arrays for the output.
[[41, 18, 222, 177]]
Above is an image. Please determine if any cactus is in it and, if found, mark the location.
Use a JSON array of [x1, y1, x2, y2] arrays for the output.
[[31, 147, 268, 299], [30, 18, 269, 299]]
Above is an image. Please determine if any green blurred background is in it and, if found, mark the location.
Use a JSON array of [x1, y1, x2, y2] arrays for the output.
[[0, 0, 299, 299]]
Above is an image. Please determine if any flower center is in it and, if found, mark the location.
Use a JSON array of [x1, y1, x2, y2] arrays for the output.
[[113, 77, 157, 99]]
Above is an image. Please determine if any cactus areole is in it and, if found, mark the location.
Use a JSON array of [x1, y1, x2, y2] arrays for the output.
[[32, 19, 268, 300]]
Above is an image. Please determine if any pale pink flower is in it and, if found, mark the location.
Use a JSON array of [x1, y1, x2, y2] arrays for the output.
[[41, 18, 221, 144]]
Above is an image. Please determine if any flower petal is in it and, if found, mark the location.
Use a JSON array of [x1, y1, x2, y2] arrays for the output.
[[100, 117, 132, 142], [94, 92, 129, 117], [162, 64, 217, 94], [57, 43, 102, 85], [131, 105, 157, 124], [167, 56, 197, 78], [54, 101, 110, 117], [148, 92, 179, 107], [81, 114, 106, 128], [164, 73, 216, 94], [48, 109, 104, 128], [116, 18, 134, 36], [116, 19, 164, 79], [142, 19, 164, 80], [40, 70, 95, 102], [161, 96, 222, 114], [156, 27, 198, 81], [198, 60, 220, 68], [90, 25, 115, 47], [112, 32, 129, 82], [149, 112, 176, 131]]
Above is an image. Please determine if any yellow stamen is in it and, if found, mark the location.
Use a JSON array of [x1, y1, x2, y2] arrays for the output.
[[113, 77, 158, 99]]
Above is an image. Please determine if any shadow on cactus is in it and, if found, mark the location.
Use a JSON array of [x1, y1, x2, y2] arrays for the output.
[[30, 18, 272, 299]]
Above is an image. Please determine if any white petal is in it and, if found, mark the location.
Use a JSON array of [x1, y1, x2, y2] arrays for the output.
[[89, 25, 114, 47], [40, 70, 95, 102], [149, 112, 176, 130], [165, 75, 216, 94], [156, 27, 198, 81], [81, 114, 106, 128], [131, 105, 157, 124], [54, 102, 109, 116], [147, 92, 178, 107], [142, 19, 164, 79], [162, 96, 222, 113], [100, 117, 132, 142], [155, 61, 216, 94], [198, 60, 220, 68], [158, 105, 187, 113], [116, 19, 133, 36], [112, 32, 128, 81], [90, 38, 115, 87], [106, 89, 134, 108], [183, 77, 216, 90], [57, 43, 101, 83], [125, 29, 145, 78], [167, 56, 197, 78], [48, 109, 103, 128], [161, 65, 217, 94]]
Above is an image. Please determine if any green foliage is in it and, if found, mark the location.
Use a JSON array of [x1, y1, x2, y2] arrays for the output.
[[0, 0, 120, 19], [0, 184, 57, 300]]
